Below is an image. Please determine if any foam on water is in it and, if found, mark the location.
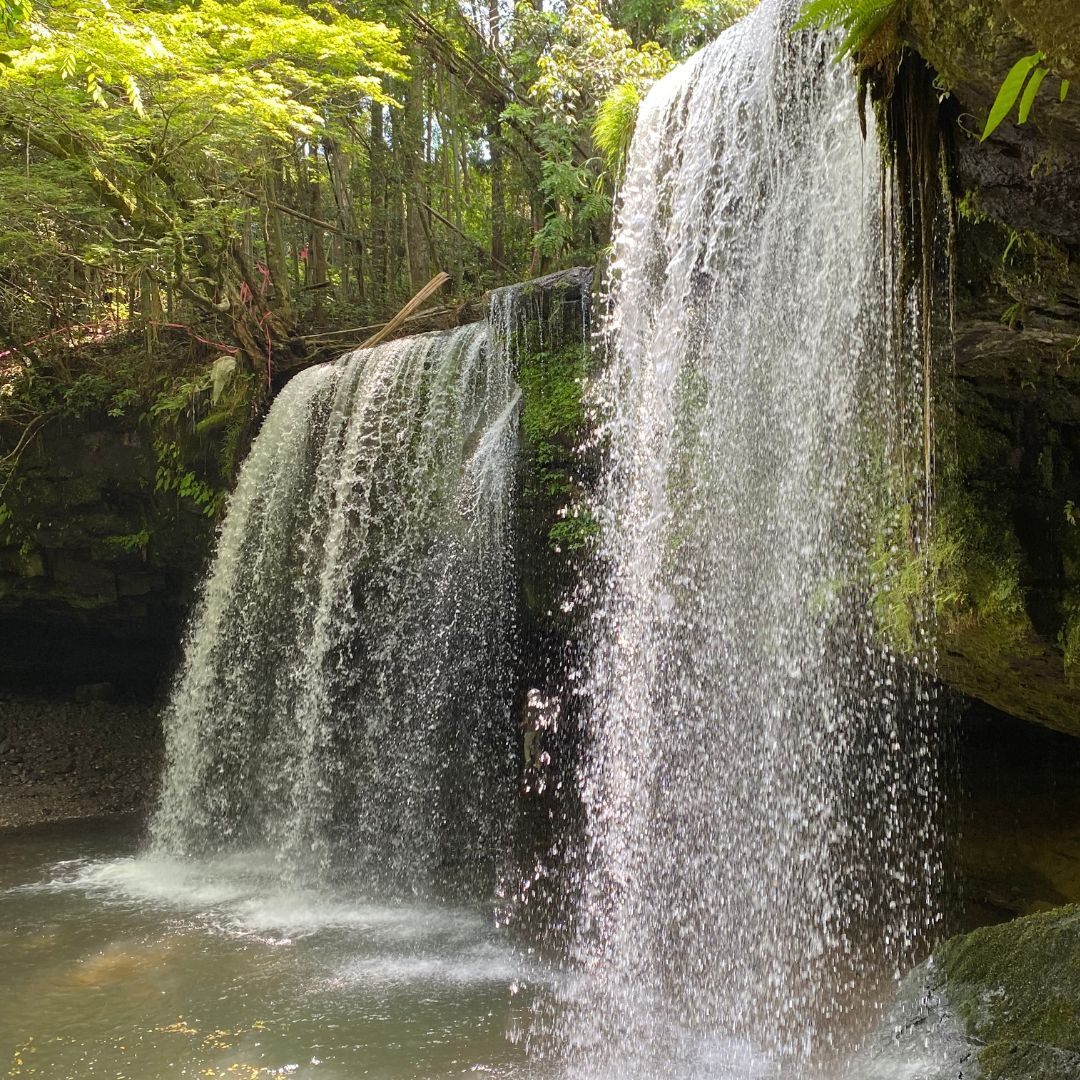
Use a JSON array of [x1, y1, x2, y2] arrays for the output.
[[21, 853, 496, 945], [329, 943, 533, 990]]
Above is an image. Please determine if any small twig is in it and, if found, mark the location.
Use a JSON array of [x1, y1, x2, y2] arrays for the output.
[[302, 304, 458, 341], [238, 188, 364, 241], [420, 200, 512, 273]]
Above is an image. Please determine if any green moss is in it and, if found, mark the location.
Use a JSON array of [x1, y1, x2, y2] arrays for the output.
[[867, 485, 1029, 659], [548, 508, 600, 552], [869, 499, 926, 654], [519, 344, 588, 457], [518, 340, 592, 515], [101, 530, 151, 556], [193, 373, 256, 482], [906, 0, 1016, 91], [935, 488, 1032, 645], [866, 400, 1073, 724], [939, 905, 1080, 1078]]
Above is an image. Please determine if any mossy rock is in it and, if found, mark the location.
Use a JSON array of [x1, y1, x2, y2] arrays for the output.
[[910, 0, 1080, 85], [903, 0, 1080, 245], [938, 905, 1080, 1079], [860, 906, 1080, 1079]]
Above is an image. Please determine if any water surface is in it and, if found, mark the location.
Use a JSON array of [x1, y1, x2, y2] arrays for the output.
[[0, 818, 541, 1079]]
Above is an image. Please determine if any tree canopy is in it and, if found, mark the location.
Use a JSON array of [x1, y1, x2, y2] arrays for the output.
[[0, 0, 756, 408]]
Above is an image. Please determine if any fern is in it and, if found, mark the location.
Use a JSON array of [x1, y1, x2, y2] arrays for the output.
[[794, 0, 900, 62], [593, 81, 641, 181], [0, 0, 32, 32]]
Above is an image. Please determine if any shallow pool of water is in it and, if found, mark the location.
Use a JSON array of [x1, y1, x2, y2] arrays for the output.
[[0, 818, 959, 1080], [0, 818, 545, 1079]]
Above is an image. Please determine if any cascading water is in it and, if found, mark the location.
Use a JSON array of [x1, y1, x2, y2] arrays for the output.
[[552, 2, 941, 1076], [151, 313, 521, 898]]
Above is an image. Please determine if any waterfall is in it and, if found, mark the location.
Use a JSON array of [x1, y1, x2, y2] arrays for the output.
[[556, 2, 940, 1076], [151, 314, 520, 898]]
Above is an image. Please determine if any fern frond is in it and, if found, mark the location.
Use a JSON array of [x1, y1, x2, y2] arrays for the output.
[[795, 0, 899, 61], [593, 81, 641, 181]]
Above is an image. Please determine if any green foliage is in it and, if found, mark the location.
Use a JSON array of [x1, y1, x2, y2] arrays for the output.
[[981, 51, 1070, 142], [0, 0, 750, 484], [2, 0, 404, 129], [194, 375, 256, 480], [612, 0, 756, 52], [0, 0, 408, 366], [549, 509, 600, 551], [664, 0, 757, 50], [511, 0, 675, 260], [519, 344, 589, 480], [518, 340, 596, 550], [793, 0, 900, 61], [107, 387, 140, 418], [593, 81, 641, 179], [154, 439, 224, 518], [0, 0, 30, 33], [149, 375, 211, 425], [103, 529, 150, 554]]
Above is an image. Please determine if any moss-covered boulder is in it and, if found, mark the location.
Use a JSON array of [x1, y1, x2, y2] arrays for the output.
[[937, 906, 1080, 1078], [866, 907, 1080, 1079], [858, 906, 1080, 1079]]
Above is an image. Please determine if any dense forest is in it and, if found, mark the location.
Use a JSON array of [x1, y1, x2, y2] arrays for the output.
[[0, 0, 750, 400]]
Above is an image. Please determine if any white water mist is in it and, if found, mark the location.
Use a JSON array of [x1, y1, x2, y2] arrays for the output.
[[152, 315, 521, 898], [555, 3, 941, 1076]]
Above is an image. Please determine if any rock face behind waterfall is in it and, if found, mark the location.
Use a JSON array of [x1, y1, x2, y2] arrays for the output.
[[890, 0, 1080, 737]]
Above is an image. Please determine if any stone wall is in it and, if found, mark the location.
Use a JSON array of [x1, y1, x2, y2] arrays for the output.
[[0, 415, 218, 695], [897, 1, 1080, 735]]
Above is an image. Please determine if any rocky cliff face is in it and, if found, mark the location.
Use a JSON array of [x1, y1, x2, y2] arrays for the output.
[[867, 2, 1080, 1065], [897, 0, 1080, 735], [0, 415, 218, 695]]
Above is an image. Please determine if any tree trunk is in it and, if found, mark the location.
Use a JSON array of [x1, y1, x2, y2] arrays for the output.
[[309, 167, 327, 321], [490, 128, 507, 271], [370, 101, 387, 308], [262, 160, 294, 323], [400, 53, 432, 290]]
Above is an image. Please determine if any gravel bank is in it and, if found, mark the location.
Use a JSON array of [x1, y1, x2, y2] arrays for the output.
[[0, 693, 162, 828]]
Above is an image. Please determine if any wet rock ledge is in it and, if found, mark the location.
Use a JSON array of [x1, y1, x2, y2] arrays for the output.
[[862, 906, 1080, 1080]]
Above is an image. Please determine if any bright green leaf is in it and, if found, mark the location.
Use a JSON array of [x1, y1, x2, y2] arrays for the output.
[[1017, 65, 1048, 124], [982, 51, 1044, 141]]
